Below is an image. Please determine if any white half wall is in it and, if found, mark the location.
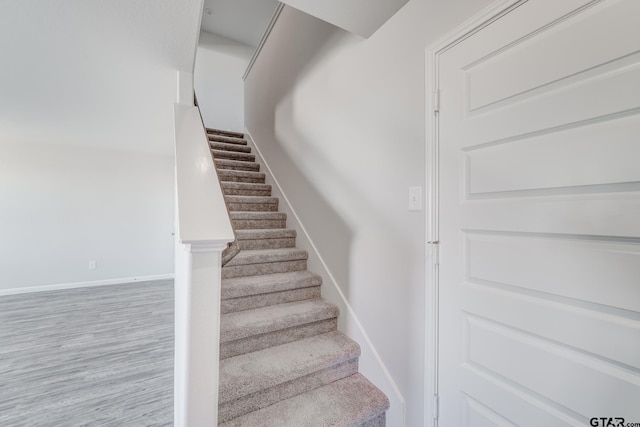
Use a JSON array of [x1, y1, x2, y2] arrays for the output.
[[0, 142, 175, 292], [194, 32, 254, 132], [244, 1, 492, 425]]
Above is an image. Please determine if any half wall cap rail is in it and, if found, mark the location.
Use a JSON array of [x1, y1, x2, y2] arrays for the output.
[[194, 92, 241, 266]]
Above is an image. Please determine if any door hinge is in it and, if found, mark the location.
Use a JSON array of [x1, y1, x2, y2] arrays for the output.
[[433, 89, 440, 113], [433, 394, 440, 419], [428, 241, 439, 265]]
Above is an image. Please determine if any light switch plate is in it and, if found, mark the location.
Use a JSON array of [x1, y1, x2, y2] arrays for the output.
[[409, 186, 422, 211]]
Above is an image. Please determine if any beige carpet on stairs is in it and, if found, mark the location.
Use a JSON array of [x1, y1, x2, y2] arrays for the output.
[[207, 128, 389, 426]]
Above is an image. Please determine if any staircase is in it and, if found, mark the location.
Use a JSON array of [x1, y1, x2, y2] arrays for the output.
[[208, 128, 390, 426]]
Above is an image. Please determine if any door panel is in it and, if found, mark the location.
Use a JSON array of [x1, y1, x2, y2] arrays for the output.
[[437, 0, 640, 425], [466, 232, 640, 312], [466, 0, 640, 111], [466, 114, 640, 195]]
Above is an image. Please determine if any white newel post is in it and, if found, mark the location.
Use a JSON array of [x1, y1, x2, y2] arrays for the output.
[[175, 242, 227, 426], [173, 77, 234, 427]]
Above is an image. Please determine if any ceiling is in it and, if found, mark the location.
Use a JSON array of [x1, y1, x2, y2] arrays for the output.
[[200, 0, 280, 47], [278, 0, 408, 37]]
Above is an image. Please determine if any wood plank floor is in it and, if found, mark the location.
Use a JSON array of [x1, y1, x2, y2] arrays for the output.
[[0, 280, 174, 427]]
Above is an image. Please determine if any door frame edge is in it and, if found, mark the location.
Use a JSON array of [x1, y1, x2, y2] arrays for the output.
[[422, 1, 526, 425]]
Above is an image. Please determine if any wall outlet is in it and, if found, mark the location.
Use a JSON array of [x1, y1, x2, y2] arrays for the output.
[[409, 186, 423, 211], [89, 261, 97, 270]]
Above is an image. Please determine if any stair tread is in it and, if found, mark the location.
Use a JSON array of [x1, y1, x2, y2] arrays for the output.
[[219, 373, 389, 427], [206, 127, 244, 136], [209, 136, 248, 145], [219, 331, 360, 404], [212, 149, 255, 161], [223, 184, 272, 196], [222, 271, 322, 300], [220, 299, 338, 343], [229, 211, 286, 220], [210, 141, 252, 153], [218, 170, 266, 184], [222, 182, 271, 190], [225, 248, 308, 266], [236, 228, 296, 240], [215, 159, 260, 171], [225, 195, 278, 204], [207, 128, 244, 138]]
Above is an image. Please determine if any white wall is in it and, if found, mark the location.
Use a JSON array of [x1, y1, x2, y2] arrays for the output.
[[0, 0, 202, 293], [195, 32, 254, 132], [0, 142, 175, 293], [244, 1, 492, 425], [0, 0, 204, 156]]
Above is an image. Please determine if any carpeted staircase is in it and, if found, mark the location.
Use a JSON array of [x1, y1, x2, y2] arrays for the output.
[[207, 128, 390, 426]]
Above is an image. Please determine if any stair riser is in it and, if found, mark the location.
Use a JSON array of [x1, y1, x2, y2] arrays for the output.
[[231, 219, 285, 229], [223, 188, 272, 196], [221, 286, 321, 314], [215, 161, 260, 172], [218, 171, 265, 184], [218, 358, 359, 423], [227, 202, 278, 212], [212, 150, 255, 162], [222, 260, 306, 279], [238, 237, 295, 250], [211, 142, 252, 153], [220, 318, 337, 359]]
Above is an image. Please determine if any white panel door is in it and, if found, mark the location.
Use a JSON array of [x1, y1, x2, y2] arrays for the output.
[[437, 0, 640, 425]]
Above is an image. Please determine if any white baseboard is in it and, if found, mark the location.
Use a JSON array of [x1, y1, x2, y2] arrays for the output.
[[0, 274, 175, 296], [244, 128, 406, 426]]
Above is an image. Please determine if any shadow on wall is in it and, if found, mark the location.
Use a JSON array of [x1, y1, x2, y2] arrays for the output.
[[245, 9, 424, 423], [274, 88, 418, 307], [273, 27, 416, 284], [273, 115, 353, 288], [260, 33, 419, 425], [251, 11, 417, 318], [250, 21, 358, 289]]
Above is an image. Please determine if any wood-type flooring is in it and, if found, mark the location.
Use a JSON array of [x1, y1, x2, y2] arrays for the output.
[[0, 280, 174, 427]]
